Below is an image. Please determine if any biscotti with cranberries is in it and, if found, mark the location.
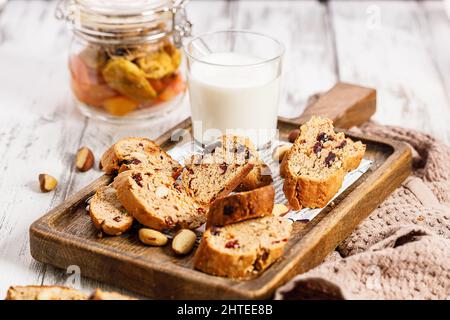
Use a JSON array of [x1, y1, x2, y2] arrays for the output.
[[89, 185, 133, 236], [113, 170, 207, 230], [281, 116, 365, 210], [236, 141, 273, 192], [194, 216, 292, 279], [89, 289, 135, 300], [182, 136, 255, 205], [100, 137, 182, 178], [206, 184, 275, 228], [5, 286, 88, 300]]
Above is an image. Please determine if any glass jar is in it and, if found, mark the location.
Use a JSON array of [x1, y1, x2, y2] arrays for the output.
[[57, 0, 192, 122]]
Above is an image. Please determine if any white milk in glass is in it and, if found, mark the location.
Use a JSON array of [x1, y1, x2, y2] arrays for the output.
[[188, 52, 280, 147]]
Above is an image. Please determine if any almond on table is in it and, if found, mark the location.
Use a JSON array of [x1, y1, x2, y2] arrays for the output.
[[138, 228, 168, 247], [76, 146, 95, 172], [172, 229, 197, 255], [38, 174, 58, 193]]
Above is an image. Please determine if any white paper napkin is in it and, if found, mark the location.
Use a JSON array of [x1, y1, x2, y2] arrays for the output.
[[168, 140, 372, 223]]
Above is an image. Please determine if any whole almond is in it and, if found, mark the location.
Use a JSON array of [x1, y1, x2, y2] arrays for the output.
[[272, 144, 291, 163], [172, 229, 196, 255], [39, 174, 58, 192], [288, 129, 300, 143], [139, 228, 168, 247], [76, 146, 95, 172], [272, 203, 290, 216]]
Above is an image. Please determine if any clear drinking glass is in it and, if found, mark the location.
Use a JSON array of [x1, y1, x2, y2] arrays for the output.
[[184, 30, 284, 148]]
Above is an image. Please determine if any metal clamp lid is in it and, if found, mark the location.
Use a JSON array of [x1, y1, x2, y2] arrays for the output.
[[56, 0, 192, 46]]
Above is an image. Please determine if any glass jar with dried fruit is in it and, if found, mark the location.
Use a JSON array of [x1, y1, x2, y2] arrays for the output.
[[57, 0, 191, 122]]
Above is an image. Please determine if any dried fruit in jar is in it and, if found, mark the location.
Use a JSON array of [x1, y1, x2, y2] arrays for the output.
[[136, 50, 177, 79], [107, 43, 160, 61], [157, 73, 186, 102], [71, 79, 117, 108], [163, 42, 181, 70], [70, 55, 117, 107], [102, 58, 157, 101], [78, 45, 108, 70], [103, 96, 139, 116]]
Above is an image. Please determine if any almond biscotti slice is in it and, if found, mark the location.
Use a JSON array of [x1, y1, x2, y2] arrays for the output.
[[206, 184, 275, 228], [236, 162, 273, 191], [282, 116, 366, 210], [89, 289, 136, 300], [89, 186, 133, 236], [5, 286, 88, 300], [194, 216, 292, 279], [235, 140, 273, 191], [113, 170, 207, 230], [100, 137, 182, 178], [182, 136, 256, 205]]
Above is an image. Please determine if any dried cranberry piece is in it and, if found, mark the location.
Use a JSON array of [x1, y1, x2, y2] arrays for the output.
[[123, 158, 142, 165], [324, 152, 336, 167], [210, 226, 221, 236], [131, 173, 143, 187], [233, 145, 246, 154], [253, 250, 270, 271], [223, 205, 234, 216], [313, 142, 322, 154], [317, 132, 330, 143], [165, 216, 174, 227], [244, 149, 251, 160], [219, 163, 228, 174], [204, 141, 222, 154], [337, 140, 347, 149], [225, 239, 240, 249]]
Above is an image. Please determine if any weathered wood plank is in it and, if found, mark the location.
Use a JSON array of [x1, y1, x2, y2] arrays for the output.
[[330, 0, 450, 143], [233, 0, 338, 118], [0, 0, 87, 296], [421, 1, 450, 103]]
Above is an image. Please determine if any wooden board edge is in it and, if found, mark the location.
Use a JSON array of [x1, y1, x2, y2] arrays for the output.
[[29, 223, 258, 299], [246, 140, 412, 299]]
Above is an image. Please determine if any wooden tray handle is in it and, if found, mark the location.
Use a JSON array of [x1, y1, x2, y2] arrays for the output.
[[279, 82, 377, 128]]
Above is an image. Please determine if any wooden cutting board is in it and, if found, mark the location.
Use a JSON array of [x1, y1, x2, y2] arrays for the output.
[[29, 94, 411, 298]]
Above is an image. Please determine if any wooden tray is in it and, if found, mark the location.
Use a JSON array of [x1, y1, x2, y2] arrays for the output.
[[30, 117, 411, 299]]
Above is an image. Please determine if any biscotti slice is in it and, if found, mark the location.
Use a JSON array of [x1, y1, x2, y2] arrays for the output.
[[89, 289, 136, 300], [282, 116, 366, 210], [194, 216, 292, 279], [113, 170, 207, 230], [236, 140, 273, 191], [236, 162, 273, 191], [182, 136, 256, 205], [206, 184, 275, 228], [100, 137, 182, 178], [89, 186, 133, 236], [5, 286, 88, 300]]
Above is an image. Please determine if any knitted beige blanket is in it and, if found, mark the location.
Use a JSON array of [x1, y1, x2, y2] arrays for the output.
[[275, 123, 450, 300]]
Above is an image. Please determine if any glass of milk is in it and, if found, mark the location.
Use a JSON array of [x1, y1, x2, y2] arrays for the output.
[[184, 30, 284, 148]]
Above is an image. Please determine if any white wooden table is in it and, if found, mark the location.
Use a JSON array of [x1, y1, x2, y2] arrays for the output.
[[0, 0, 449, 298]]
